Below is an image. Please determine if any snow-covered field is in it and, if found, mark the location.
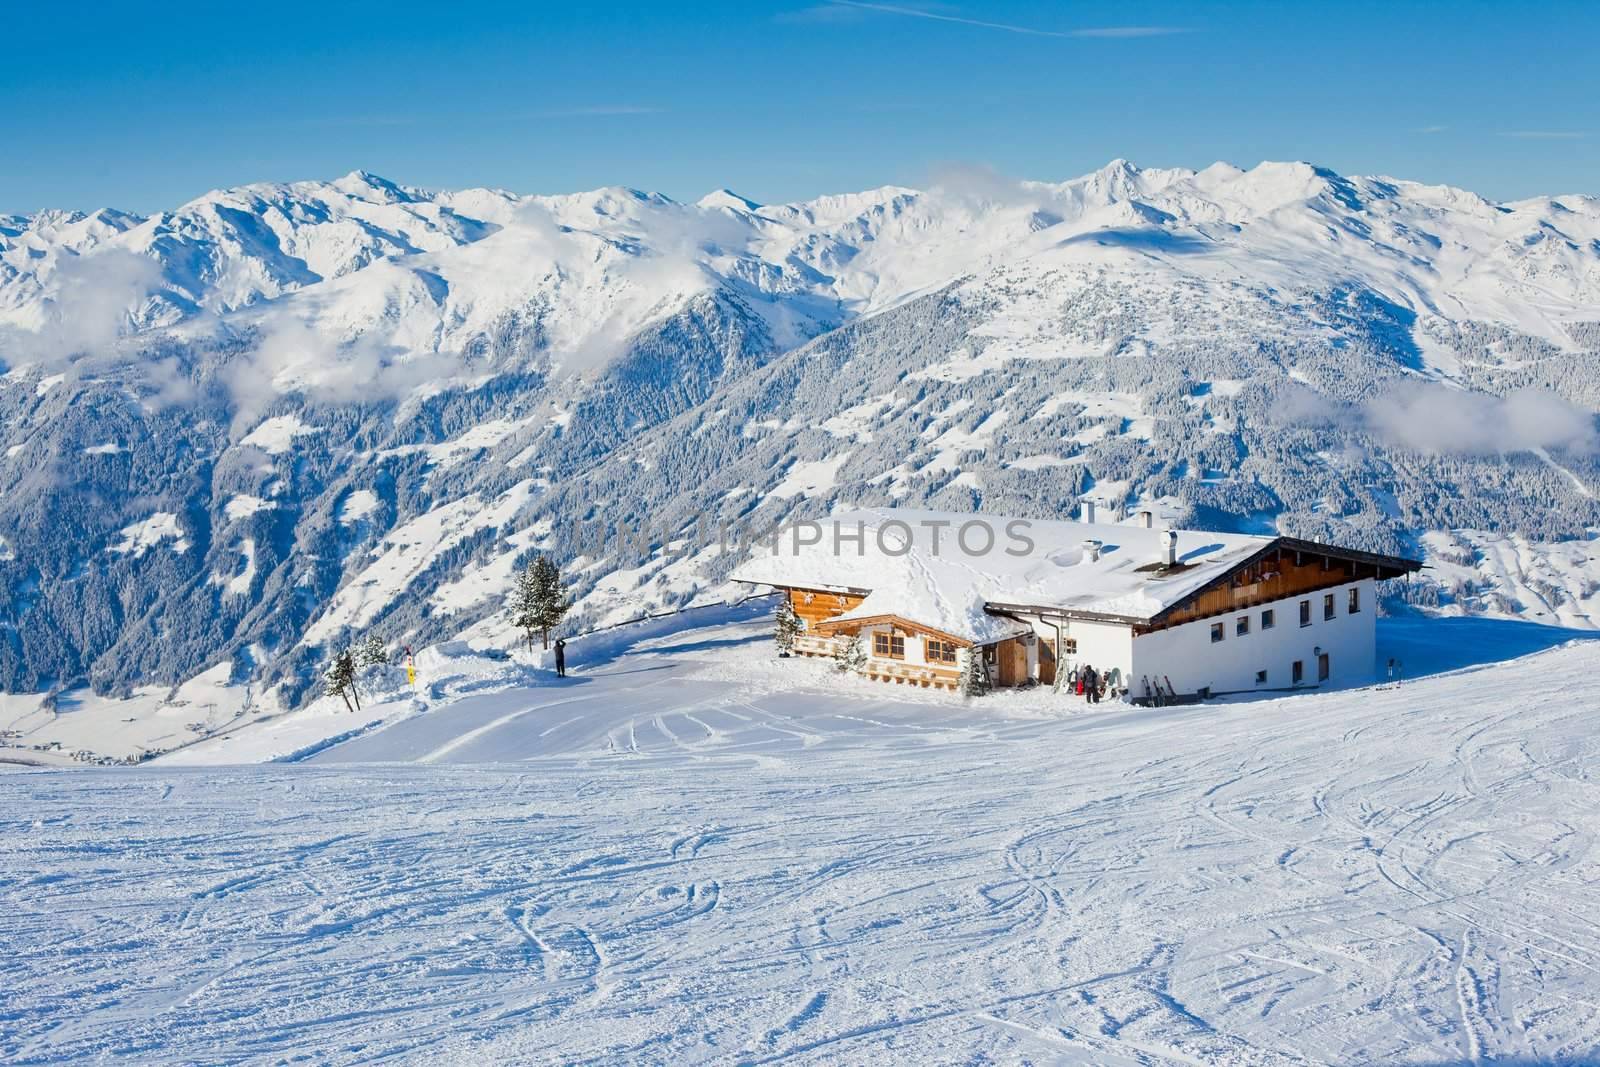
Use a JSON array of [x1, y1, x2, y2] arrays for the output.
[[4, 616, 1600, 1063]]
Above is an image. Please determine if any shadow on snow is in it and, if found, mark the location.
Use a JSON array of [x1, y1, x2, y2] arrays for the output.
[[1378, 614, 1600, 681]]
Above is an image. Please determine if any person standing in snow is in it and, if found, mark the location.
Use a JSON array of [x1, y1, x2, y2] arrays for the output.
[[554, 638, 567, 679], [1083, 664, 1100, 704]]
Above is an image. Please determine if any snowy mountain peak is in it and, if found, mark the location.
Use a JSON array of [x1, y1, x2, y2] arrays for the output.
[[697, 189, 764, 213], [331, 169, 421, 204]]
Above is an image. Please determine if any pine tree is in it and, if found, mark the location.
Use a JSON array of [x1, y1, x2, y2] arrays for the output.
[[508, 560, 542, 651], [323, 648, 359, 712], [530, 556, 569, 650], [355, 634, 389, 669], [774, 598, 802, 656], [958, 647, 990, 698], [833, 633, 866, 673]]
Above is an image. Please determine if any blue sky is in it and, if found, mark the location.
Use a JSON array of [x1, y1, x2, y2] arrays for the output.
[[4, 1, 1595, 213]]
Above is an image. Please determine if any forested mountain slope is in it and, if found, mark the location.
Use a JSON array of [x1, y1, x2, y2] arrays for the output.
[[1, 160, 1597, 703]]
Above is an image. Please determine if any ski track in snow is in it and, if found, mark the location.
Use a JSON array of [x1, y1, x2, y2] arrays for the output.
[[3, 635, 1600, 1062]]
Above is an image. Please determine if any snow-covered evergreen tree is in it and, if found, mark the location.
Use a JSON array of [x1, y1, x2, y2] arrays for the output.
[[529, 556, 569, 649], [958, 647, 990, 698], [774, 598, 802, 656], [833, 634, 866, 673], [508, 561, 542, 651], [323, 648, 359, 712], [355, 635, 389, 669]]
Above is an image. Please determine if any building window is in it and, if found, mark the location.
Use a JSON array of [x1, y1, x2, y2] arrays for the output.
[[1318, 652, 1330, 682], [1324, 593, 1336, 621], [1236, 616, 1250, 637], [1255, 669, 1268, 685], [1292, 659, 1304, 684], [1299, 600, 1312, 627], [1210, 622, 1225, 643], [873, 632, 905, 660], [1062, 638, 1078, 655], [1348, 587, 1360, 614], [925, 638, 958, 665], [1262, 609, 1275, 630]]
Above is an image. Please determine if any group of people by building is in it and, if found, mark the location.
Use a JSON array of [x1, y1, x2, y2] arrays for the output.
[[1070, 663, 1107, 703]]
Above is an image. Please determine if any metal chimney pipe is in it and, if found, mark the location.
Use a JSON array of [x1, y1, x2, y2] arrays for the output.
[[1082, 500, 1096, 524], [1082, 538, 1102, 562], [1160, 528, 1178, 566]]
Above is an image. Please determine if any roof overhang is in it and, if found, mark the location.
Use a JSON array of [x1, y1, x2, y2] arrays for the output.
[[812, 613, 978, 646], [1271, 537, 1424, 577], [1143, 536, 1423, 627], [732, 578, 874, 597], [984, 603, 1148, 626], [987, 536, 1422, 628]]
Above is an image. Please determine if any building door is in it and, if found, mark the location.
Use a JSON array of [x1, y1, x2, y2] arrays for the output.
[[995, 639, 1027, 687], [1318, 652, 1330, 683], [1038, 638, 1057, 686]]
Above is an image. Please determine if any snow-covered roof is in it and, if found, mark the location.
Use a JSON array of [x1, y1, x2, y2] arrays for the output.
[[731, 508, 1276, 643]]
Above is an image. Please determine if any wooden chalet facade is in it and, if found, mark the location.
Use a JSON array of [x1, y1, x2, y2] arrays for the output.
[[783, 586, 997, 690]]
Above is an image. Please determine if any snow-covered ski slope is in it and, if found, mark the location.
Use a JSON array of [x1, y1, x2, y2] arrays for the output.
[[4, 616, 1600, 1063]]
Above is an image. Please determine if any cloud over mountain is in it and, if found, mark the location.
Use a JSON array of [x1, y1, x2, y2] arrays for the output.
[[1, 159, 1598, 704]]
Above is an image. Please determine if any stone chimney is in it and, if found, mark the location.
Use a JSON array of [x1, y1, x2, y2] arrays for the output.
[[1137, 509, 1154, 529], [1082, 500, 1096, 524], [1160, 528, 1178, 567], [1082, 538, 1102, 562]]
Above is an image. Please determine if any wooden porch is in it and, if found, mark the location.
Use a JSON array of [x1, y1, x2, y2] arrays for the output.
[[791, 633, 840, 658]]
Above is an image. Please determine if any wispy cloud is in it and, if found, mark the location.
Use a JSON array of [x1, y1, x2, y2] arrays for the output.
[[1415, 124, 1449, 135], [535, 105, 664, 118], [1499, 129, 1587, 140], [816, 1, 1188, 39], [1280, 381, 1599, 456]]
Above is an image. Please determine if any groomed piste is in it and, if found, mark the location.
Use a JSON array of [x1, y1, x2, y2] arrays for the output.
[[3, 612, 1599, 1063]]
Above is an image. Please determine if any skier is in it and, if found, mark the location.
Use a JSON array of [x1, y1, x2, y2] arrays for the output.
[[1083, 664, 1100, 704], [554, 638, 567, 679]]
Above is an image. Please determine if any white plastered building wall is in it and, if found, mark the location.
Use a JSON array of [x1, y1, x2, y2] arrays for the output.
[[1014, 614, 1133, 685], [1130, 578, 1377, 696]]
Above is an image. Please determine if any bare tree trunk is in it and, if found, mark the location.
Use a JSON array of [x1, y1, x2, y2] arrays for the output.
[[542, 627, 550, 650], [351, 686, 362, 711], [339, 691, 354, 714]]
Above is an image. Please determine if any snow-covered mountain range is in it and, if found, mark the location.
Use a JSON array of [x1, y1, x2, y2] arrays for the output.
[[2, 160, 1599, 706]]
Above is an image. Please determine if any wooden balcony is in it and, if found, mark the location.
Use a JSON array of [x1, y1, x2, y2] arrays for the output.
[[790, 635, 961, 690], [792, 634, 840, 658], [862, 659, 961, 691]]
